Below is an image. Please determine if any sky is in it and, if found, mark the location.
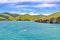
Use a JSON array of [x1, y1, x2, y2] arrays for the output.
[[0, 0, 60, 15]]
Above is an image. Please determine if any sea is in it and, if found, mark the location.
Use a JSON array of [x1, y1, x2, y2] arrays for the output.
[[0, 21, 60, 40]]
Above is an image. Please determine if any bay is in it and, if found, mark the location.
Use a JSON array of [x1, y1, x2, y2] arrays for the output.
[[0, 21, 60, 40]]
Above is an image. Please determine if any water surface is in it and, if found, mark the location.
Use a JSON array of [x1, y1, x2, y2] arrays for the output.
[[0, 21, 60, 40]]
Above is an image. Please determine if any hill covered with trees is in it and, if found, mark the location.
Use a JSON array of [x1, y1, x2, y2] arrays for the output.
[[0, 12, 60, 24], [35, 12, 60, 24]]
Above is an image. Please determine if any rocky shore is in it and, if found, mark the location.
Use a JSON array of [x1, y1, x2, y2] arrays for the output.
[[35, 17, 60, 24]]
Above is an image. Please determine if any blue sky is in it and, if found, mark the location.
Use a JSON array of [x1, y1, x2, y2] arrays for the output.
[[0, 0, 60, 15]]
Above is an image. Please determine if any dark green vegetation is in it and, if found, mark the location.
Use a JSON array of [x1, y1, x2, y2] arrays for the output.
[[0, 12, 60, 24], [35, 12, 60, 24]]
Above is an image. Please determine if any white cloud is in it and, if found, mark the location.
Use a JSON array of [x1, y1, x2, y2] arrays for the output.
[[43, 14, 50, 15], [19, 12, 39, 15], [0, 0, 20, 3], [0, 0, 60, 3], [29, 12, 39, 15], [34, 4, 57, 7], [16, 5, 28, 8], [20, 13, 39, 15], [15, 4, 57, 8], [0, 0, 58, 8], [30, 12, 50, 15], [6, 11, 51, 15], [0, 0, 8, 3], [19, 12, 50, 15]]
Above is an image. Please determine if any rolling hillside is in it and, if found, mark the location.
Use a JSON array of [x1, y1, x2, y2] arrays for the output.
[[0, 12, 60, 21]]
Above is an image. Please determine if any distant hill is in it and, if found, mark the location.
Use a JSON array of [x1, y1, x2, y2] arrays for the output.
[[0, 12, 60, 21], [38, 12, 60, 20], [32, 14, 46, 18], [47, 12, 60, 19], [17, 14, 36, 21], [35, 12, 60, 24], [0, 12, 14, 21]]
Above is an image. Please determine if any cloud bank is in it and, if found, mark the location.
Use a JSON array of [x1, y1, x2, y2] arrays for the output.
[[0, 0, 59, 8], [0, 0, 60, 3], [0, 0, 60, 14]]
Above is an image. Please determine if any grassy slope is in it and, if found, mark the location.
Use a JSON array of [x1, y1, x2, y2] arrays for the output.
[[0, 12, 60, 21], [47, 12, 60, 18], [19, 14, 36, 21], [39, 12, 60, 20]]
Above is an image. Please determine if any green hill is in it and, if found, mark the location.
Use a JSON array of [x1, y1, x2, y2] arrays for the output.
[[33, 14, 46, 18], [0, 12, 60, 21], [35, 12, 60, 23], [17, 14, 35, 21], [38, 12, 60, 20], [0, 12, 19, 21], [47, 12, 60, 19]]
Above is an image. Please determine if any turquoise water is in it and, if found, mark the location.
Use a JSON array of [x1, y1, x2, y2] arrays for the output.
[[0, 21, 60, 40]]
